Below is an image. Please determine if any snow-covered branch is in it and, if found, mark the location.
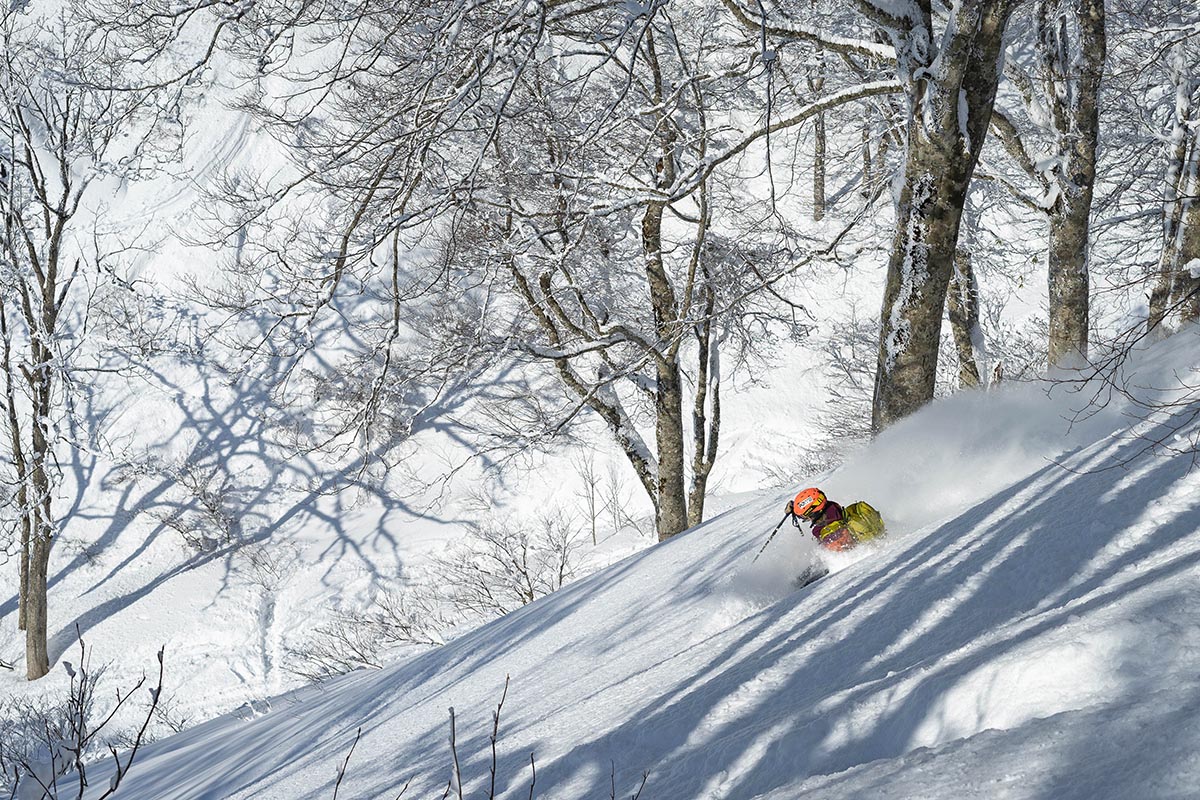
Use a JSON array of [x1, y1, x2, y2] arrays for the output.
[[675, 79, 903, 195], [720, 0, 897, 60]]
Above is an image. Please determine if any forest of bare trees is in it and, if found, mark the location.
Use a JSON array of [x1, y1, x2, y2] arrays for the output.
[[2, 0, 1198, 688]]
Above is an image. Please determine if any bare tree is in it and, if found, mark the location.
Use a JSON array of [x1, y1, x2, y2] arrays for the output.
[[988, 0, 1106, 366], [808, 49, 829, 222], [573, 453, 601, 545], [1147, 24, 1200, 333], [0, 4, 178, 679], [437, 4, 896, 538], [721, 0, 1020, 429], [93, 0, 899, 542], [434, 512, 588, 620], [0, 634, 164, 799], [287, 511, 587, 681]]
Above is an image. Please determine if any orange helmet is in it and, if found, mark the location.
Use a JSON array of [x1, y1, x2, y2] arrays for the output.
[[790, 488, 827, 519]]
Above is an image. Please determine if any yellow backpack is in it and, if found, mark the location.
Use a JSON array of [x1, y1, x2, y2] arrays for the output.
[[844, 501, 886, 544]]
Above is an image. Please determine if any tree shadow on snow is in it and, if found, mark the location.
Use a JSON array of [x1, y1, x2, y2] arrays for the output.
[[0, 296, 499, 669], [537, 404, 1200, 799], [75, 370, 1200, 800]]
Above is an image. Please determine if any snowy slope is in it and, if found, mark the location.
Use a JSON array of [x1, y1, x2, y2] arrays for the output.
[[78, 331, 1200, 799]]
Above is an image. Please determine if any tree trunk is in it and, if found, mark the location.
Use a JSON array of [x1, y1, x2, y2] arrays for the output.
[[1169, 165, 1200, 325], [872, 0, 1017, 430], [654, 357, 688, 540], [25, 532, 50, 680], [861, 117, 872, 199], [0, 309, 28, 630], [642, 29, 690, 541], [873, 158, 970, 427], [23, 338, 56, 679], [810, 56, 827, 221], [1149, 41, 1196, 335], [947, 249, 983, 389], [814, 110, 827, 221], [1046, 204, 1091, 365], [1149, 169, 1188, 334], [687, 288, 720, 528], [18, 516, 28, 631], [642, 200, 689, 540], [1043, 0, 1104, 366]]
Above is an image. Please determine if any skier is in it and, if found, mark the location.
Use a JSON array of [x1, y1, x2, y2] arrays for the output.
[[788, 487, 885, 552], [749, 488, 886, 581]]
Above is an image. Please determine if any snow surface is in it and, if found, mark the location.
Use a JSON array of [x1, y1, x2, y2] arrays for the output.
[[74, 332, 1200, 799]]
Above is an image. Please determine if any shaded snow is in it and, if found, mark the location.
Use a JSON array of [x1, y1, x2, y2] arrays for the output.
[[77, 332, 1200, 799]]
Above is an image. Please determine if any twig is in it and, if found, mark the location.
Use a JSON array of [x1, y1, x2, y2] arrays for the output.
[[448, 707, 463, 800], [96, 646, 166, 800], [489, 675, 511, 799], [610, 761, 651, 800], [332, 727, 362, 800], [8, 634, 167, 799], [632, 770, 650, 800]]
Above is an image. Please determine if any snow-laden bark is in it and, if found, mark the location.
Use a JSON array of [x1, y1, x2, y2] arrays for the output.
[[1037, 0, 1106, 366], [872, 0, 1020, 430], [687, 284, 719, 529], [641, 194, 688, 539], [1149, 37, 1200, 334], [809, 54, 829, 221], [1171, 192, 1200, 325], [947, 249, 985, 389], [1161, 115, 1200, 325]]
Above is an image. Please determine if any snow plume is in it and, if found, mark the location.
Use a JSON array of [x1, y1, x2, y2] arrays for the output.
[[823, 336, 1200, 537], [821, 380, 1086, 534], [725, 520, 821, 607]]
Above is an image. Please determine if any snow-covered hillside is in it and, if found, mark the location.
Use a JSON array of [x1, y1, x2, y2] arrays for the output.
[[79, 332, 1200, 799]]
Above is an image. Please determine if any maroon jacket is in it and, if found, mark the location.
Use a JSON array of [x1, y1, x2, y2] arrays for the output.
[[807, 501, 845, 542]]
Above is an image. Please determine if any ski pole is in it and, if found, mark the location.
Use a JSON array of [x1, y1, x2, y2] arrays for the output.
[[752, 510, 793, 562]]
